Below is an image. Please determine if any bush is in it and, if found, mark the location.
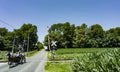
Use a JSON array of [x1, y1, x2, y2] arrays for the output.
[[72, 48, 120, 72]]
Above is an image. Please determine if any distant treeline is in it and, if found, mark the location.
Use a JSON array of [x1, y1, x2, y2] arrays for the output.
[[0, 23, 43, 51], [44, 22, 120, 48]]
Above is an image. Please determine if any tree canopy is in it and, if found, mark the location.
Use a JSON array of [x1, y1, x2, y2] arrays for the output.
[[44, 22, 120, 48], [0, 22, 120, 51], [0, 23, 43, 51]]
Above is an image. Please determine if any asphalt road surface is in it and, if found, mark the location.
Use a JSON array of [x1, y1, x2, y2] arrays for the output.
[[0, 49, 48, 72]]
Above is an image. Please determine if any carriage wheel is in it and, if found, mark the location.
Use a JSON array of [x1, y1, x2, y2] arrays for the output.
[[9, 65, 11, 68], [23, 56, 26, 63], [24, 58, 26, 63], [9, 62, 13, 68], [8, 61, 10, 65]]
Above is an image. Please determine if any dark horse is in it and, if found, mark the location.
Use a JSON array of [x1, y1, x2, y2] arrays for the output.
[[7, 52, 26, 68]]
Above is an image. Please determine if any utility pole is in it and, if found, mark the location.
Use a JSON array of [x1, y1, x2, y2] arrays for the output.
[[12, 33, 16, 54], [47, 26, 51, 51], [27, 31, 29, 56]]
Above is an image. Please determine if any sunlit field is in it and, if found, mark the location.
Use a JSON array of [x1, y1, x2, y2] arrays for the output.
[[48, 48, 114, 60], [45, 48, 117, 72]]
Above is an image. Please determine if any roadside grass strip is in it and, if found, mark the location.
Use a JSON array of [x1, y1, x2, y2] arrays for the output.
[[45, 62, 72, 72]]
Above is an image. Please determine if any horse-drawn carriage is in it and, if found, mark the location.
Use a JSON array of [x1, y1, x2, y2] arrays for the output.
[[7, 51, 26, 68], [6, 44, 26, 68]]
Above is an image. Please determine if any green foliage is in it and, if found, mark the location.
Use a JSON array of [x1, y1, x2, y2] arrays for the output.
[[15, 23, 38, 51], [72, 48, 120, 72], [0, 23, 42, 52], [0, 28, 8, 50], [44, 22, 120, 48], [89, 24, 104, 38], [73, 23, 88, 48], [0, 28, 8, 36], [36, 42, 44, 51], [44, 22, 75, 48], [0, 36, 4, 50]]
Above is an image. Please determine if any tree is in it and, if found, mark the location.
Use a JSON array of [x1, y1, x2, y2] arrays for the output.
[[43, 22, 75, 48], [44, 22, 75, 48], [0, 28, 13, 50], [62, 22, 75, 48], [73, 23, 89, 48], [15, 23, 38, 51], [0, 28, 8, 36], [0, 24, 43, 51], [4, 32, 14, 51], [0, 35, 4, 50], [36, 42, 43, 51], [44, 23, 64, 48], [44, 23, 120, 48], [104, 27, 120, 47], [0, 28, 8, 50], [88, 24, 104, 39]]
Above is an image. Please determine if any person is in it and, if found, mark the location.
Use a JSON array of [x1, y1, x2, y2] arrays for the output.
[[6, 51, 11, 58], [16, 52, 20, 57], [15, 52, 21, 64], [6, 51, 12, 65]]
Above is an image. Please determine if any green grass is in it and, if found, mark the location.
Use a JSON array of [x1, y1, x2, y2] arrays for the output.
[[48, 48, 114, 60], [45, 62, 72, 72], [56, 48, 114, 54], [26, 50, 39, 57], [0, 51, 7, 61]]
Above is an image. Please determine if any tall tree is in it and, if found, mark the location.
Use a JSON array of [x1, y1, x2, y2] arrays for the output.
[[0, 28, 8, 36], [73, 23, 89, 48], [62, 22, 75, 48], [44, 22, 75, 48], [15, 23, 38, 51], [88, 24, 104, 38], [0, 28, 8, 50]]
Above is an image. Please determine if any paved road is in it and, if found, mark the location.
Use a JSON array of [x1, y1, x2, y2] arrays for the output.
[[0, 49, 48, 72]]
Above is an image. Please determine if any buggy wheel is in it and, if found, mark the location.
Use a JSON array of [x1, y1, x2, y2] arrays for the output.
[[8, 61, 10, 65], [9, 65, 11, 68], [9, 63, 12, 68], [23, 56, 26, 63]]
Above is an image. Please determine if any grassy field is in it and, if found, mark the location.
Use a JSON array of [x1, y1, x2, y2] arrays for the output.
[[45, 48, 116, 72], [48, 48, 114, 60]]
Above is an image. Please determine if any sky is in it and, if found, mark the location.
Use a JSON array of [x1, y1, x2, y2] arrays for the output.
[[0, 0, 120, 43]]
